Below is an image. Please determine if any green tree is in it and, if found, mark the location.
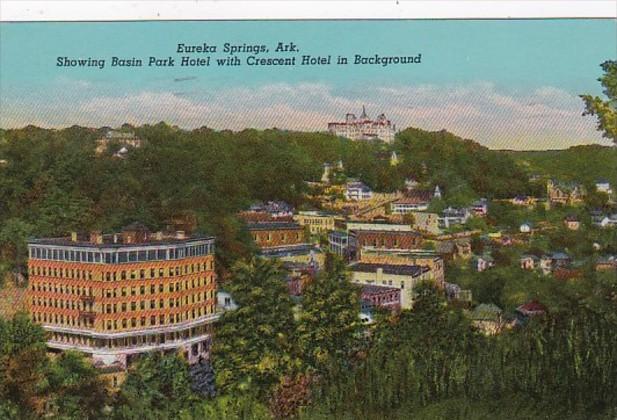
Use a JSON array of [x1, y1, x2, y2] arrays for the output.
[[113, 352, 197, 419], [581, 60, 617, 144], [0, 313, 48, 417], [45, 351, 109, 419], [212, 258, 299, 400], [297, 254, 361, 373]]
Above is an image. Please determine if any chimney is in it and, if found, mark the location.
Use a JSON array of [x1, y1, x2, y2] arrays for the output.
[[89, 231, 103, 245], [175, 230, 186, 240], [70, 232, 78, 242]]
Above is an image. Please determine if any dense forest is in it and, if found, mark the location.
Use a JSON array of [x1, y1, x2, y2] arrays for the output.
[[1, 123, 616, 419], [0, 123, 539, 277]]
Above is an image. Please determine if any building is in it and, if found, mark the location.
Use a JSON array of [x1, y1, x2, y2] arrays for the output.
[[473, 253, 495, 272], [564, 215, 581, 231], [247, 222, 305, 249], [547, 179, 585, 207], [345, 221, 414, 233], [359, 249, 445, 287], [95, 130, 143, 155], [408, 211, 441, 235], [345, 180, 373, 201], [328, 107, 396, 143], [239, 201, 294, 223], [26, 224, 217, 376], [293, 211, 336, 235], [515, 300, 547, 324], [435, 238, 472, 261], [471, 198, 489, 217], [350, 230, 423, 260], [591, 213, 617, 228], [471, 304, 504, 335], [391, 188, 439, 213], [595, 255, 617, 272], [595, 179, 613, 196], [439, 207, 471, 229], [520, 254, 539, 270], [328, 231, 349, 258], [260, 243, 324, 269], [360, 285, 401, 312], [349, 262, 433, 309], [519, 222, 533, 234]]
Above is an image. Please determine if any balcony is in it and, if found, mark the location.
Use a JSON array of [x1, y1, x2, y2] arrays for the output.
[[80, 295, 95, 305], [78, 311, 97, 321]]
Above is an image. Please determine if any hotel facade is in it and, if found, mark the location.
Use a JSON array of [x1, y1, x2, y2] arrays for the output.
[[26, 224, 217, 370]]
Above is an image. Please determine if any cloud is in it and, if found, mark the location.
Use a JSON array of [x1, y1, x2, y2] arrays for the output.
[[0, 82, 610, 150]]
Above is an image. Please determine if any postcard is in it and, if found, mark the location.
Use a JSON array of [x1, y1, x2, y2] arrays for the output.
[[0, 11, 616, 420]]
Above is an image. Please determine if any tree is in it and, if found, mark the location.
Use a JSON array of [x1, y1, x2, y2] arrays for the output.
[[0, 313, 48, 417], [297, 254, 361, 373], [581, 60, 617, 144], [45, 351, 110, 419], [113, 352, 197, 419], [212, 258, 299, 400]]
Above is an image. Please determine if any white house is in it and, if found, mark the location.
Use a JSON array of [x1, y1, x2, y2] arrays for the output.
[[345, 180, 373, 201]]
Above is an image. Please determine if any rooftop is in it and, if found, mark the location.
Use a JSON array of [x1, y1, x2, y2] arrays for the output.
[[246, 222, 303, 231], [28, 224, 213, 249], [349, 262, 430, 277]]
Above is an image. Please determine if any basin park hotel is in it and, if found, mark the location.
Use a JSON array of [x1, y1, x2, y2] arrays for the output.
[[25, 223, 217, 377]]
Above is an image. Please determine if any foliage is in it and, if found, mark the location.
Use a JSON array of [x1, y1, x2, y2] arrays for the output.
[[297, 254, 361, 373], [113, 352, 197, 419], [212, 258, 300, 399], [45, 351, 110, 419], [581, 60, 617, 144]]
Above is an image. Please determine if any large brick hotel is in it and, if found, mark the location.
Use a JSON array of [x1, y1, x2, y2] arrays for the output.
[[26, 223, 217, 370]]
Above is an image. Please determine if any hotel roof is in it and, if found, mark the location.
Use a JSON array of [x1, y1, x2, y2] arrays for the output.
[[349, 262, 430, 277]]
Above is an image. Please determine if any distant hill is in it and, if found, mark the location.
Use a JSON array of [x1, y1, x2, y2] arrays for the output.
[[504, 144, 617, 188], [394, 128, 531, 201]]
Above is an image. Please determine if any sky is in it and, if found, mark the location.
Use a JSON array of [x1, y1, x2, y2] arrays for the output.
[[0, 19, 615, 150]]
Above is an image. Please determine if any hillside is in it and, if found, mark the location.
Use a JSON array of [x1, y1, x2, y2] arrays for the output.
[[505, 144, 617, 188]]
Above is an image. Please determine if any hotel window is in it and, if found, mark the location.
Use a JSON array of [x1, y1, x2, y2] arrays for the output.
[[130, 271, 136, 280], [140, 285, 145, 295], [131, 318, 136, 327], [159, 283, 164, 293], [121, 303, 127, 312], [159, 315, 165, 325], [150, 316, 156, 325], [131, 287, 136, 296], [169, 299, 175, 308], [150, 299, 155, 309], [140, 317, 146, 326], [159, 268, 164, 277], [140, 301, 145, 310], [131, 302, 136, 311], [150, 284, 155, 294], [159, 299, 164, 308], [121, 287, 127, 297], [150, 268, 155, 278], [121, 271, 126, 280], [122, 319, 127, 328]]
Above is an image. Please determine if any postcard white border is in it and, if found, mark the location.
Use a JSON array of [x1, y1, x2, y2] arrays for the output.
[[1, 1, 616, 22]]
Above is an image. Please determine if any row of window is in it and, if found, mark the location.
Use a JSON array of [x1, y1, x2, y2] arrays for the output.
[[253, 232, 302, 242], [101, 290, 215, 313], [103, 277, 213, 298], [32, 312, 94, 327], [29, 261, 213, 281], [32, 305, 215, 329], [31, 297, 93, 311], [28, 241, 214, 264], [31, 290, 214, 313], [32, 277, 213, 301], [102, 306, 215, 331]]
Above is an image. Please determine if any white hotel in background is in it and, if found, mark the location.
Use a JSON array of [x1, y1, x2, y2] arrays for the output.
[[328, 107, 396, 143]]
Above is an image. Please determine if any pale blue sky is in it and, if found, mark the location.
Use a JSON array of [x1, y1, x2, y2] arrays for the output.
[[1, 20, 615, 149]]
